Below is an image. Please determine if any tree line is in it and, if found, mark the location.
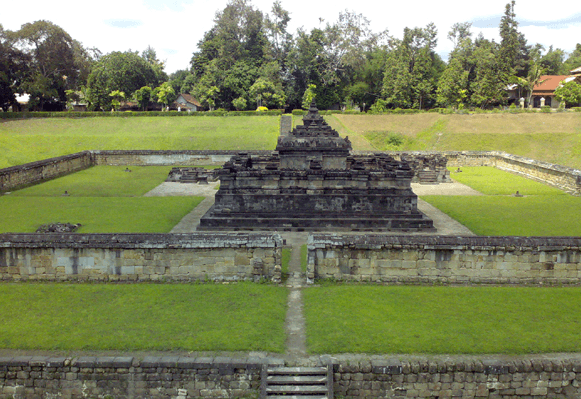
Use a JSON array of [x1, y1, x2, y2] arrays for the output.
[[1, 0, 581, 113]]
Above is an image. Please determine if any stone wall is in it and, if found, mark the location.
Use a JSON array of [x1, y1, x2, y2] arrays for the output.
[[3, 355, 581, 398], [443, 151, 581, 196], [0, 233, 282, 282], [331, 356, 581, 398], [92, 150, 270, 167], [0, 355, 274, 399], [0, 152, 93, 192], [308, 234, 581, 285]]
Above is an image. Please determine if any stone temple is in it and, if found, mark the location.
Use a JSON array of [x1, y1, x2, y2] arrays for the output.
[[198, 103, 434, 231]]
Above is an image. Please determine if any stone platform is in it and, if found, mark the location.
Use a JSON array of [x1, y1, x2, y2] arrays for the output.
[[198, 103, 434, 232]]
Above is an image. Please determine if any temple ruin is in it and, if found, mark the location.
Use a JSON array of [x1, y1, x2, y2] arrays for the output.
[[198, 103, 434, 231]]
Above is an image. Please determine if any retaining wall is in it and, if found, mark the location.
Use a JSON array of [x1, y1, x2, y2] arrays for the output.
[[308, 235, 581, 285], [3, 355, 581, 398], [91, 150, 270, 167], [0, 233, 282, 282], [0, 152, 93, 192]]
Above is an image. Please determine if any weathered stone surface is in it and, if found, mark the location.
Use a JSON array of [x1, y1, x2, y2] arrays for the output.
[[199, 103, 434, 232]]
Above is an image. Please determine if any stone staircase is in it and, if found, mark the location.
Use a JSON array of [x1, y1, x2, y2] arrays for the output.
[[418, 170, 439, 184], [261, 366, 333, 399]]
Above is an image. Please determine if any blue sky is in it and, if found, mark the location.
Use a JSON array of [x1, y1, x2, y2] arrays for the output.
[[3, 0, 580, 74]]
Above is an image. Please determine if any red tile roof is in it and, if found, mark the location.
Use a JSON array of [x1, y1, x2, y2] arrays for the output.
[[532, 75, 569, 94]]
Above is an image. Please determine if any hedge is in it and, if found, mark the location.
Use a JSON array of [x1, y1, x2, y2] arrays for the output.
[[0, 109, 283, 119]]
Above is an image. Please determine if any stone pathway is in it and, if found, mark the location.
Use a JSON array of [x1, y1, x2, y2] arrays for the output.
[[282, 233, 309, 363]]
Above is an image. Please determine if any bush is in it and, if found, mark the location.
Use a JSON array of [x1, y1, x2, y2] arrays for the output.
[[541, 106, 552, 113], [292, 109, 306, 116], [572, 107, 581, 112]]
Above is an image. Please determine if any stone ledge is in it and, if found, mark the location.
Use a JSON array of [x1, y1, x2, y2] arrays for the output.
[[0, 233, 283, 249]]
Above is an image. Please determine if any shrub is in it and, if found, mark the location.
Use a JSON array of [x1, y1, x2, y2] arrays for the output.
[[292, 109, 306, 116], [572, 107, 581, 112], [541, 106, 552, 113]]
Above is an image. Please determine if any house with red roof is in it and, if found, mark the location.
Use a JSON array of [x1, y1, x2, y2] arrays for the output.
[[531, 67, 581, 108]]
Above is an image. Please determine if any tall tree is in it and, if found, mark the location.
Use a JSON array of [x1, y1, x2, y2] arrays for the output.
[[11, 20, 86, 110], [0, 24, 30, 111], [382, 24, 441, 109], [85, 51, 161, 110]]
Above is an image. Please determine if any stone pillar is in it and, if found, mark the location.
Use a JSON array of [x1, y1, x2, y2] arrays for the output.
[[519, 97, 525, 108], [541, 97, 545, 107]]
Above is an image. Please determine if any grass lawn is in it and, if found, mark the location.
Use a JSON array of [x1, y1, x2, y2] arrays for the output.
[[304, 285, 581, 354], [0, 116, 280, 168], [0, 165, 204, 233], [0, 283, 287, 352], [422, 167, 581, 236], [335, 113, 581, 169]]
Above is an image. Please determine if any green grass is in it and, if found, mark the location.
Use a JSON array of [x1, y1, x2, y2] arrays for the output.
[[0, 165, 204, 233], [0, 197, 203, 233], [447, 166, 565, 196], [421, 167, 581, 236], [10, 166, 172, 197], [282, 247, 291, 277], [304, 285, 581, 354], [0, 116, 280, 168], [0, 283, 287, 351]]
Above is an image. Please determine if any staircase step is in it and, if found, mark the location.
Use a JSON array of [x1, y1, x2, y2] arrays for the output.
[[267, 396, 327, 399], [266, 385, 328, 394], [267, 367, 327, 375], [267, 375, 327, 384]]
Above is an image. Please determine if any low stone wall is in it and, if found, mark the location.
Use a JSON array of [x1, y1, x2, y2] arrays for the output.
[[308, 234, 581, 285], [3, 355, 581, 398], [444, 151, 581, 195], [0, 233, 282, 282], [0, 151, 93, 192], [92, 150, 270, 166], [0, 355, 276, 399], [331, 356, 581, 398]]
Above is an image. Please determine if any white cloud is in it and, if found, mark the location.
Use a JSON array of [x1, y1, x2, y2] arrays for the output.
[[2, 0, 581, 74]]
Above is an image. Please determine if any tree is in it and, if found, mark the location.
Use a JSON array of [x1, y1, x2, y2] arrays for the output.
[[85, 51, 161, 110], [517, 62, 545, 107], [109, 90, 125, 111], [134, 86, 153, 111], [382, 24, 441, 109], [302, 84, 316, 109], [540, 46, 565, 75], [447, 22, 472, 50], [0, 24, 30, 111], [232, 97, 247, 110], [142, 46, 168, 84], [11, 20, 83, 110], [153, 82, 176, 110], [562, 44, 581, 74], [249, 77, 285, 109], [554, 81, 581, 107], [498, 1, 529, 80]]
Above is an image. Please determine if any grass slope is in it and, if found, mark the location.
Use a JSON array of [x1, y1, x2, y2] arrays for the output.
[[0, 116, 280, 168], [0, 283, 287, 352], [304, 285, 581, 354], [421, 167, 581, 236], [0, 166, 203, 233], [336, 113, 581, 169]]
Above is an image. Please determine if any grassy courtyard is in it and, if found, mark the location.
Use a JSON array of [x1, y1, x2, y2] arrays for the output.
[[421, 167, 581, 236], [304, 285, 581, 354], [0, 166, 203, 233], [0, 283, 287, 352]]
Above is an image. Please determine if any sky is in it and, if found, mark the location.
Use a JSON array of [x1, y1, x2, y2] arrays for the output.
[[2, 0, 581, 74]]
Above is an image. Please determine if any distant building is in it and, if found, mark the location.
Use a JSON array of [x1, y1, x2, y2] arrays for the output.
[[174, 94, 204, 112], [531, 67, 581, 108]]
